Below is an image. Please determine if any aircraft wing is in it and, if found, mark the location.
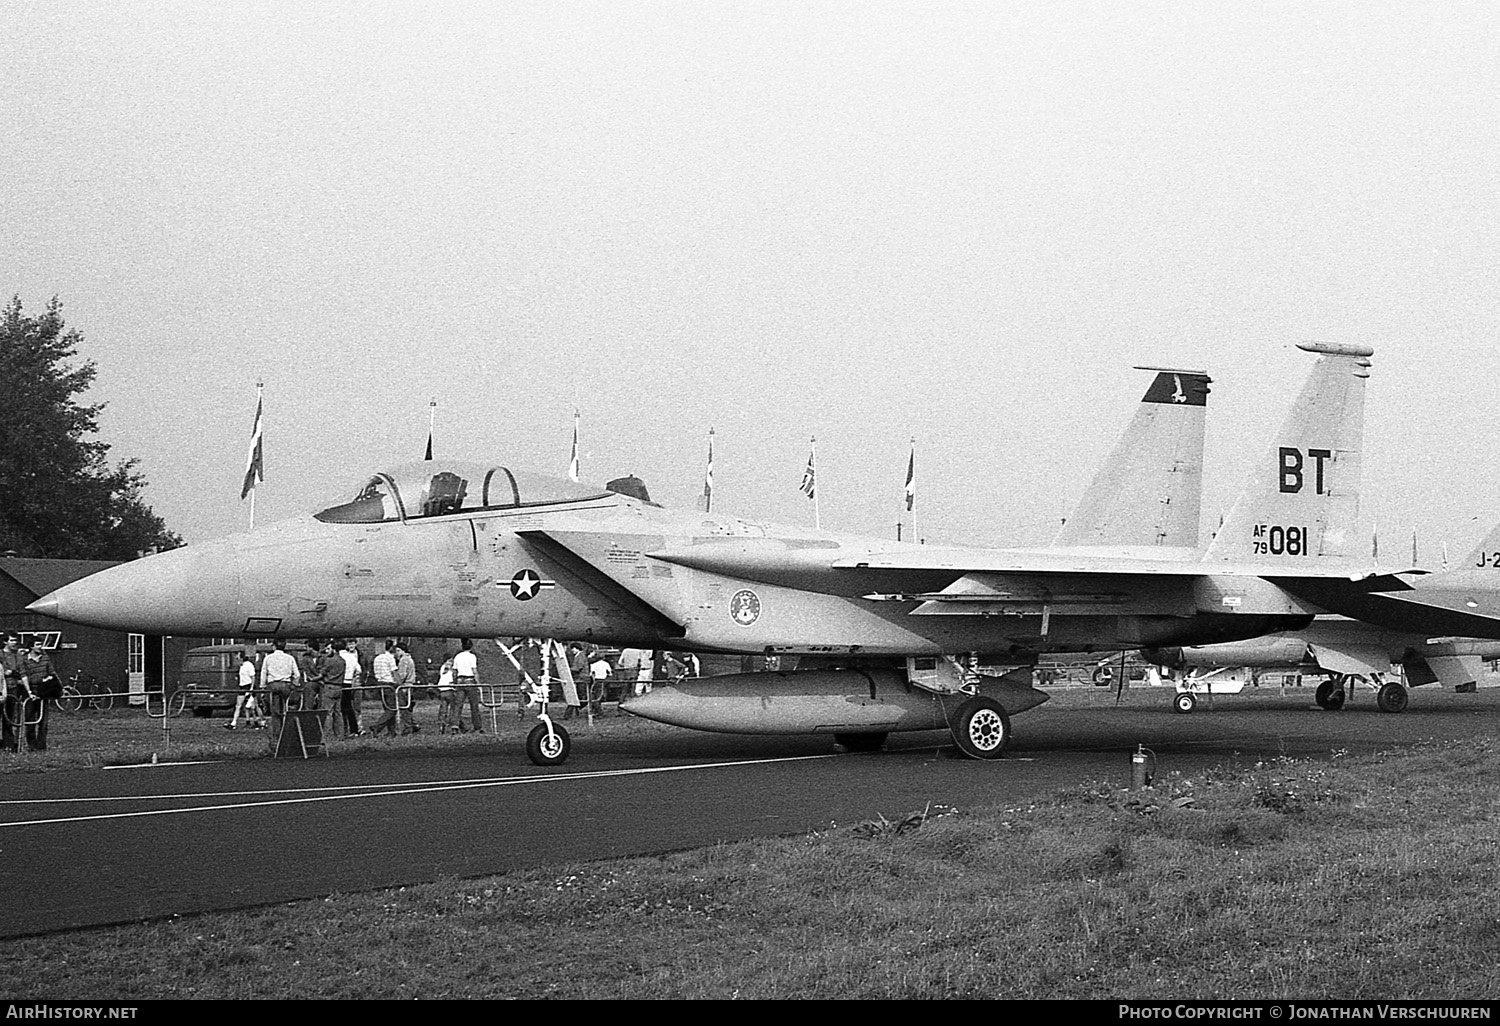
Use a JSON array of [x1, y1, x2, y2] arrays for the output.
[[536, 529, 1369, 626], [834, 547, 1384, 580]]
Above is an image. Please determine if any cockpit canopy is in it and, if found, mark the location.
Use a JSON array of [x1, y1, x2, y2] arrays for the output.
[[315, 461, 612, 524]]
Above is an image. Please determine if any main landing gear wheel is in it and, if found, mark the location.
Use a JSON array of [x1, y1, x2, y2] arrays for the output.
[[951, 696, 1010, 760], [1376, 681, 1409, 714], [1315, 679, 1347, 711], [1173, 691, 1197, 714], [834, 732, 887, 753], [526, 722, 571, 766]]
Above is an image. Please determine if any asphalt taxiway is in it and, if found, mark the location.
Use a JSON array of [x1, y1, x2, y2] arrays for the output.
[[0, 687, 1494, 937]]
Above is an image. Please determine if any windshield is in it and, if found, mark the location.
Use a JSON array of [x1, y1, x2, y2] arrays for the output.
[[315, 462, 611, 523], [314, 476, 403, 524]]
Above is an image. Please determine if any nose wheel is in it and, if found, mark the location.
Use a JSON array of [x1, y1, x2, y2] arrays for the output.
[[526, 720, 571, 766]]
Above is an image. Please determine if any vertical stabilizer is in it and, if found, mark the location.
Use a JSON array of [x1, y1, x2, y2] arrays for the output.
[[1051, 369, 1210, 553], [1203, 342, 1373, 565]]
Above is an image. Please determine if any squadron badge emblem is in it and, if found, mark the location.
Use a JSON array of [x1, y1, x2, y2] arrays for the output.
[[729, 589, 761, 626]]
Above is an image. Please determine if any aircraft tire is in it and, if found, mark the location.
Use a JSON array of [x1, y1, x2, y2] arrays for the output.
[[951, 696, 1010, 760], [1315, 679, 1346, 711], [1376, 682, 1409, 714], [1173, 691, 1196, 714], [834, 732, 887, 752], [526, 722, 571, 766]]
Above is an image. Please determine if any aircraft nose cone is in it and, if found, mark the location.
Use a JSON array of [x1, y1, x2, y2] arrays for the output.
[[25, 596, 59, 618], [30, 540, 244, 635]]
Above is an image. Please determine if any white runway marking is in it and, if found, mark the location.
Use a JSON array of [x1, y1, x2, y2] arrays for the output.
[[0, 753, 840, 829]]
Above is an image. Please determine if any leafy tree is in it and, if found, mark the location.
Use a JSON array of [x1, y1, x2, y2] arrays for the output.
[[0, 296, 183, 560]]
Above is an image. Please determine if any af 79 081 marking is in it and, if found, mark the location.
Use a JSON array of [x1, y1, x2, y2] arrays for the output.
[[1252, 524, 1308, 557]]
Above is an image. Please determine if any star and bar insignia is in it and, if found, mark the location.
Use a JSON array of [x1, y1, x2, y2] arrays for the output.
[[505, 569, 556, 601]]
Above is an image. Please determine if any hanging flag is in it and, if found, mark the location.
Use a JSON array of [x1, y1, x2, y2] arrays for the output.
[[240, 392, 264, 500], [799, 444, 816, 500], [424, 399, 436, 461], [703, 427, 715, 511], [568, 411, 580, 482], [904, 443, 915, 512]]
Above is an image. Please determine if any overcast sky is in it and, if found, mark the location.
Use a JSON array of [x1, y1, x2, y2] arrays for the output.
[[4, 1, 1498, 561]]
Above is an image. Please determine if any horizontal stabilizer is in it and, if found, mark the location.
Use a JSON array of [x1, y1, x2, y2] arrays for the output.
[[1402, 654, 1482, 690]]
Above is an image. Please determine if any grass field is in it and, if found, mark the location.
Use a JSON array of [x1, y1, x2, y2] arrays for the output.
[[0, 688, 1497, 999]]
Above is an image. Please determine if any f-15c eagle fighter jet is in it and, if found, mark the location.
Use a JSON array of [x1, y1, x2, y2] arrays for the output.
[[31, 342, 1379, 764]]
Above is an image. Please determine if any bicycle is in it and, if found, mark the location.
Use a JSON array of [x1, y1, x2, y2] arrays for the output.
[[58, 674, 86, 714], [58, 672, 115, 713]]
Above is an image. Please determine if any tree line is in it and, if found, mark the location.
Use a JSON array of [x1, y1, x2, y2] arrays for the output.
[[1, 296, 182, 560]]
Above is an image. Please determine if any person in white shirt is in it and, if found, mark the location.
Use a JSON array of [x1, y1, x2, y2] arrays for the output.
[[435, 656, 460, 733], [367, 640, 400, 737], [589, 651, 614, 715], [259, 639, 302, 749], [227, 651, 264, 730], [634, 650, 655, 696], [452, 638, 482, 733], [339, 639, 364, 735]]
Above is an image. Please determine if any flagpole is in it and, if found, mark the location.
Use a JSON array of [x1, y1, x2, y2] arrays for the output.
[[703, 427, 715, 512], [249, 380, 263, 531], [812, 437, 821, 531], [426, 399, 436, 461], [907, 438, 917, 545], [569, 410, 580, 482]]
